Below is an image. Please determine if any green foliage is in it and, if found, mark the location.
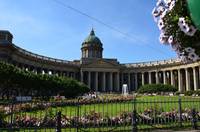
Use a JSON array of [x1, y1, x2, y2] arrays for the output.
[[184, 90, 200, 96], [163, 0, 200, 55], [137, 84, 177, 93], [0, 61, 89, 98]]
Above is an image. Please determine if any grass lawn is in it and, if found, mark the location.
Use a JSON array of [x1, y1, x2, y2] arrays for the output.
[[1, 95, 200, 131], [6, 95, 200, 120]]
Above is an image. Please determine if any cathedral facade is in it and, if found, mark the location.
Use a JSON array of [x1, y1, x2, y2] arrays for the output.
[[0, 29, 200, 92]]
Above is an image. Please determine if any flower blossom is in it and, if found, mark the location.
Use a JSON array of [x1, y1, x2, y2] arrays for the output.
[[159, 33, 169, 44], [158, 19, 165, 30], [178, 17, 197, 36]]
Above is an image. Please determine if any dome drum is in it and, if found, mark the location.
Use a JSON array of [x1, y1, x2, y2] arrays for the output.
[[81, 29, 103, 59]]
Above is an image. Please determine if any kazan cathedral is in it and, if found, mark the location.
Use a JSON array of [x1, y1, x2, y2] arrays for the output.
[[0, 29, 200, 93]]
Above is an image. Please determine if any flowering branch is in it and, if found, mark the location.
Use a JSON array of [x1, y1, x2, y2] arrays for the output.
[[152, 0, 200, 62]]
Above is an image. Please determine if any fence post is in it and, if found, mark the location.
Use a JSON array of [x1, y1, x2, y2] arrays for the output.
[[178, 96, 182, 127], [191, 108, 197, 130], [9, 97, 15, 131], [132, 97, 137, 132], [56, 111, 61, 132], [76, 98, 80, 132]]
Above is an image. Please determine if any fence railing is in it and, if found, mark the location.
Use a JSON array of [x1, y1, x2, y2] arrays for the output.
[[0, 96, 199, 131]]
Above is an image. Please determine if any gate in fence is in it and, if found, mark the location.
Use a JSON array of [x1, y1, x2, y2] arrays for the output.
[[0, 96, 199, 131]]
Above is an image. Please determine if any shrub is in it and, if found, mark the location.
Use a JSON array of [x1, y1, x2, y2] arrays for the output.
[[137, 84, 177, 94], [184, 90, 200, 96], [0, 61, 89, 98]]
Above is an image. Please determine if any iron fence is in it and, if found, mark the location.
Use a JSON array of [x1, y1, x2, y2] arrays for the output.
[[0, 96, 199, 131]]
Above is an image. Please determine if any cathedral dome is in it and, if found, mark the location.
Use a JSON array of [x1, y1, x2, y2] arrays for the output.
[[82, 29, 102, 46], [81, 29, 103, 59]]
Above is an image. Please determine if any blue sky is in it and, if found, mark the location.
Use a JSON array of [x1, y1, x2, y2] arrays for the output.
[[0, 0, 176, 63]]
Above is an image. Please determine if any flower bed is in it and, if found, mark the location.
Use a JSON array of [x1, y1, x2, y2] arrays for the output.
[[0, 95, 134, 115], [0, 108, 199, 128]]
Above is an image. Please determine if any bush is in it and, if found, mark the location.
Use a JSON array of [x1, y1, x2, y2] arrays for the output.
[[137, 84, 177, 94], [184, 90, 200, 96], [0, 61, 89, 98]]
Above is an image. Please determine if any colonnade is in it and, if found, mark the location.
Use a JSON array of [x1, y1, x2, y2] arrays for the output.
[[12, 62, 200, 92], [81, 71, 120, 92], [81, 66, 200, 92], [131, 66, 200, 92]]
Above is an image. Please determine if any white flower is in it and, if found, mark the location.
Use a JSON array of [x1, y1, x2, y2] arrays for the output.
[[179, 24, 197, 36], [188, 52, 200, 61], [178, 17, 197, 36], [152, 6, 167, 17], [153, 16, 158, 22], [36, 121, 41, 127], [179, 55, 188, 62], [160, 10, 168, 18], [185, 47, 195, 53], [157, 6, 166, 13], [156, 0, 165, 7], [186, 25, 197, 36], [159, 33, 168, 44], [152, 7, 160, 17], [178, 17, 186, 27], [171, 43, 181, 51], [180, 24, 190, 33], [158, 19, 165, 30], [164, 0, 174, 6], [169, 0, 176, 10], [168, 35, 174, 44]]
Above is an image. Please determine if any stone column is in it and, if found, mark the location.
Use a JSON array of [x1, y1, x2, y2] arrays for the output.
[[80, 70, 83, 83], [109, 72, 113, 92], [128, 73, 131, 89], [193, 67, 198, 91], [178, 69, 183, 92], [199, 66, 200, 88], [116, 72, 120, 92], [121, 73, 124, 85], [95, 72, 98, 92], [163, 71, 167, 85], [88, 71, 91, 89], [134, 73, 138, 90], [102, 72, 106, 92], [71, 72, 74, 78], [156, 71, 159, 84], [148, 72, 152, 84], [141, 72, 145, 85], [170, 70, 175, 86], [185, 68, 191, 91]]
